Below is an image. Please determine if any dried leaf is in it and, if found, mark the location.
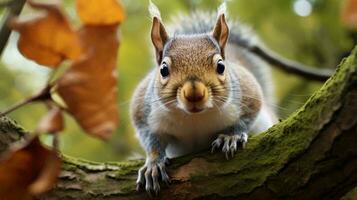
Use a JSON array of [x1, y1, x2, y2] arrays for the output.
[[0, 137, 61, 199], [342, 0, 357, 29], [11, 0, 81, 67], [57, 25, 119, 140], [76, 0, 125, 25], [37, 102, 64, 134], [29, 150, 61, 195]]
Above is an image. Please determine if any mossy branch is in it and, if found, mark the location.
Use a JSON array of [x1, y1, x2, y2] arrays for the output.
[[1, 47, 357, 199]]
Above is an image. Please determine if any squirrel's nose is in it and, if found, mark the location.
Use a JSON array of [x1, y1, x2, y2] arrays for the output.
[[182, 81, 207, 103], [184, 90, 204, 102]]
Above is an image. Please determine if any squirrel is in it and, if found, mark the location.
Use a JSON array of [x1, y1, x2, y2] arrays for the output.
[[130, 2, 277, 194]]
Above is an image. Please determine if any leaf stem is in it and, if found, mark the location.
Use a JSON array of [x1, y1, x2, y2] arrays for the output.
[[0, 85, 52, 116], [52, 134, 59, 150]]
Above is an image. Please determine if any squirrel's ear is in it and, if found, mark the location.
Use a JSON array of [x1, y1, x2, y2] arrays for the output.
[[151, 17, 169, 64], [212, 14, 229, 57]]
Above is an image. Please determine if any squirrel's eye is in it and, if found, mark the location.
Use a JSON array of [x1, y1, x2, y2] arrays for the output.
[[160, 62, 170, 78], [216, 60, 225, 75]]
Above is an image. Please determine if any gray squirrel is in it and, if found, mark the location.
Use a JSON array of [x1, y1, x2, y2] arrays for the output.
[[130, 2, 277, 194]]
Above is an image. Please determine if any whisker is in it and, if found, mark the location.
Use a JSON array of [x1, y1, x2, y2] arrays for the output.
[[214, 94, 289, 112], [150, 99, 177, 113]]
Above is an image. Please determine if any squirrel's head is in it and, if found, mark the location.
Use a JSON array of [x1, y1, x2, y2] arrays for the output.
[[150, 3, 230, 114]]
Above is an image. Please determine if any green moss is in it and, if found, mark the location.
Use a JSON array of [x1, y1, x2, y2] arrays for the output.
[[116, 180, 137, 193]]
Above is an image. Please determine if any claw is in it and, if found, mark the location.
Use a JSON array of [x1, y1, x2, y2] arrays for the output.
[[210, 142, 216, 153], [225, 151, 230, 160], [136, 166, 146, 191], [222, 136, 230, 153], [152, 166, 160, 195], [211, 144, 216, 153], [240, 133, 248, 148], [230, 149, 234, 158], [158, 163, 170, 184], [211, 134, 224, 153], [211, 132, 248, 159], [230, 137, 237, 157], [136, 182, 143, 191], [136, 157, 170, 195], [145, 168, 153, 192]]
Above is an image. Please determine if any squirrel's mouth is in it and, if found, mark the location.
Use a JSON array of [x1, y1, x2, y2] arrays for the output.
[[188, 106, 204, 113], [179, 101, 212, 114]]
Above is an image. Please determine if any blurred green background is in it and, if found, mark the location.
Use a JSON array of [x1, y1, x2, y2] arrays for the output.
[[0, 0, 354, 162]]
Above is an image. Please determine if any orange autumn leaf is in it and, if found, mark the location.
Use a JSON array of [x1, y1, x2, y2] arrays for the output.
[[57, 25, 119, 140], [76, 0, 125, 25], [0, 137, 61, 200], [342, 0, 357, 29], [28, 149, 61, 195], [11, 0, 81, 67], [37, 102, 64, 134]]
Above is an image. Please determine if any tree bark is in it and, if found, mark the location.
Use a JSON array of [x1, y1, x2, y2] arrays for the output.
[[1, 47, 357, 200]]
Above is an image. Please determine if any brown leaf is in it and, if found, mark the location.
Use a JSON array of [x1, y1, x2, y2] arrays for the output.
[[37, 102, 64, 134], [76, 0, 125, 25], [28, 149, 61, 195], [57, 25, 119, 140], [0, 137, 61, 199], [342, 0, 357, 29], [11, 0, 81, 67]]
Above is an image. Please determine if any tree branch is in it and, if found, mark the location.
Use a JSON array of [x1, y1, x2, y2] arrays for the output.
[[0, 0, 26, 56], [247, 45, 333, 81], [0, 117, 25, 153], [233, 37, 334, 81], [1, 47, 357, 199]]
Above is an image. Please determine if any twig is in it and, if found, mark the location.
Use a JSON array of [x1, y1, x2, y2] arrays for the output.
[[248, 45, 333, 81], [0, 85, 52, 116], [231, 35, 334, 82], [0, 98, 35, 116], [0, 0, 26, 56], [52, 134, 59, 150]]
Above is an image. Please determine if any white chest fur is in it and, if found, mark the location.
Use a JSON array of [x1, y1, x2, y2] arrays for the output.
[[148, 104, 240, 144]]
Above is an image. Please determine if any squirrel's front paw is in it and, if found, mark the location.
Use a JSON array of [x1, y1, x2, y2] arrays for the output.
[[136, 156, 170, 195], [211, 133, 248, 159]]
